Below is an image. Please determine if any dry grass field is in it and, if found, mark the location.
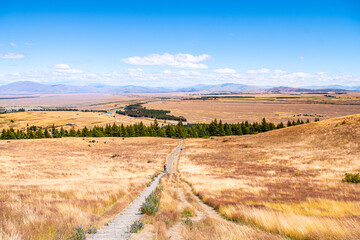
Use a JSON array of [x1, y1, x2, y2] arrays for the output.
[[0, 111, 162, 131], [0, 137, 178, 240], [144, 97, 360, 124], [179, 114, 360, 239], [0, 94, 140, 109]]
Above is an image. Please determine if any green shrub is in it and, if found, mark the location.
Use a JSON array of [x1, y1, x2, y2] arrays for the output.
[[87, 223, 97, 234], [140, 192, 160, 215], [184, 217, 193, 230], [244, 144, 248, 148], [343, 173, 360, 183], [294, 172, 300, 177], [129, 220, 144, 233], [67, 225, 86, 240], [222, 139, 228, 142], [182, 209, 193, 218]]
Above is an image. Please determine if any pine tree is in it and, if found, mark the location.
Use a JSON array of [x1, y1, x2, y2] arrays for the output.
[[218, 120, 225, 136], [44, 129, 52, 138], [209, 119, 218, 136], [35, 129, 45, 138], [69, 128, 76, 137]]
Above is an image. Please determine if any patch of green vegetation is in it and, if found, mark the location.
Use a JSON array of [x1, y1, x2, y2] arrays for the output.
[[129, 220, 144, 233], [116, 103, 186, 121], [87, 224, 97, 234], [67, 226, 86, 240], [183, 217, 193, 230], [182, 209, 193, 218], [343, 173, 360, 183], [140, 192, 160, 215]]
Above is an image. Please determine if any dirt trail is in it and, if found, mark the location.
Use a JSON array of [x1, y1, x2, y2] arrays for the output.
[[88, 141, 184, 240]]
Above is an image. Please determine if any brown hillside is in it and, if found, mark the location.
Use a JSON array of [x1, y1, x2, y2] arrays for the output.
[[180, 114, 360, 239]]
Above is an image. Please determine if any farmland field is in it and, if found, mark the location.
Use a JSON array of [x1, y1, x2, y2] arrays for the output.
[[0, 110, 162, 131], [0, 137, 177, 240], [144, 95, 360, 124]]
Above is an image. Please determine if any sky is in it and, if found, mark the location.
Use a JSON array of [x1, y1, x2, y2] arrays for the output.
[[0, 0, 360, 88]]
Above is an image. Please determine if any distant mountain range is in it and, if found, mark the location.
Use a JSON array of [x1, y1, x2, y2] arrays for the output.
[[0, 81, 358, 94]]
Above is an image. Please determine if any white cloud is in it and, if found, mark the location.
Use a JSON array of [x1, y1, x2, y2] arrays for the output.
[[10, 42, 16, 47], [214, 68, 236, 74], [274, 69, 287, 74], [53, 64, 83, 74], [0, 65, 359, 88], [25, 42, 33, 46], [121, 53, 210, 69], [126, 68, 144, 72], [0, 53, 25, 59], [299, 56, 305, 60], [246, 68, 270, 74]]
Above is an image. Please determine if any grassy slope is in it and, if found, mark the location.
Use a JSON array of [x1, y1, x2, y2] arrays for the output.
[[0, 137, 177, 240], [180, 114, 360, 239]]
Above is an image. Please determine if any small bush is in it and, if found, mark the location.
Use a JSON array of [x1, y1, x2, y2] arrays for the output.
[[294, 172, 300, 177], [184, 217, 193, 230], [10, 119, 14, 123], [111, 154, 121, 158], [182, 209, 193, 218], [343, 173, 360, 183], [222, 139, 228, 142], [129, 220, 144, 233], [87, 223, 97, 234], [244, 144, 248, 148], [67, 225, 86, 240], [341, 120, 346, 125], [140, 192, 160, 215]]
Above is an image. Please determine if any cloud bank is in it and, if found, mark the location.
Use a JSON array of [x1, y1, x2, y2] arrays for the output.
[[121, 53, 211, 69], [0, 53, 25, 59], [0, 64, 359, 88]]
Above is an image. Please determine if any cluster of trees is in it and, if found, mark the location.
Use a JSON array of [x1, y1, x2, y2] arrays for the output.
[[116, 103, 186, 121], [0, 118, 311, 140], [287, 118, 310, 126]]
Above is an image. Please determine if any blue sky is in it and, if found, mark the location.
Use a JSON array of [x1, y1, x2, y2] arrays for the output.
[[0, 0, 359, 87]]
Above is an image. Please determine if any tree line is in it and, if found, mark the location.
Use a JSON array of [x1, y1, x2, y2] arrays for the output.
[[0, 118, 311, 140], [116, 103, 187, 121]]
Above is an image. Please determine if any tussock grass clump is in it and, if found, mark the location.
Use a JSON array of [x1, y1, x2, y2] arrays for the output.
[[67, 226, 86, 240], [129, 220, 144, 233], [343, 173, 360, 183], [140, 192, 160, 215]]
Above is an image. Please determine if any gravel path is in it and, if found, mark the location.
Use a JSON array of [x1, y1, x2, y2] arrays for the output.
[[87, 141, 183, 240]]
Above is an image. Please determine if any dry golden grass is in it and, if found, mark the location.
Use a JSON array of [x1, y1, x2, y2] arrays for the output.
[[144, 97, 360, 124], [0, 110, 160, 130], [0, 137, 178, 240], [179, 114, 360, 239], [0, 93, 138, 109]]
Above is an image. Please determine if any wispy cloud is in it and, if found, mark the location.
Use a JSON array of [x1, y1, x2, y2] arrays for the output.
[[121, 53, 211, 69], [53, 64, 83, 74], [0, 53, 25, 59], [0, 66, 358, 88], [214, 68, 236, 73], [25, 42, 33, 46], [299, 56, 305, 60], [10, 42, 17, 47]]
